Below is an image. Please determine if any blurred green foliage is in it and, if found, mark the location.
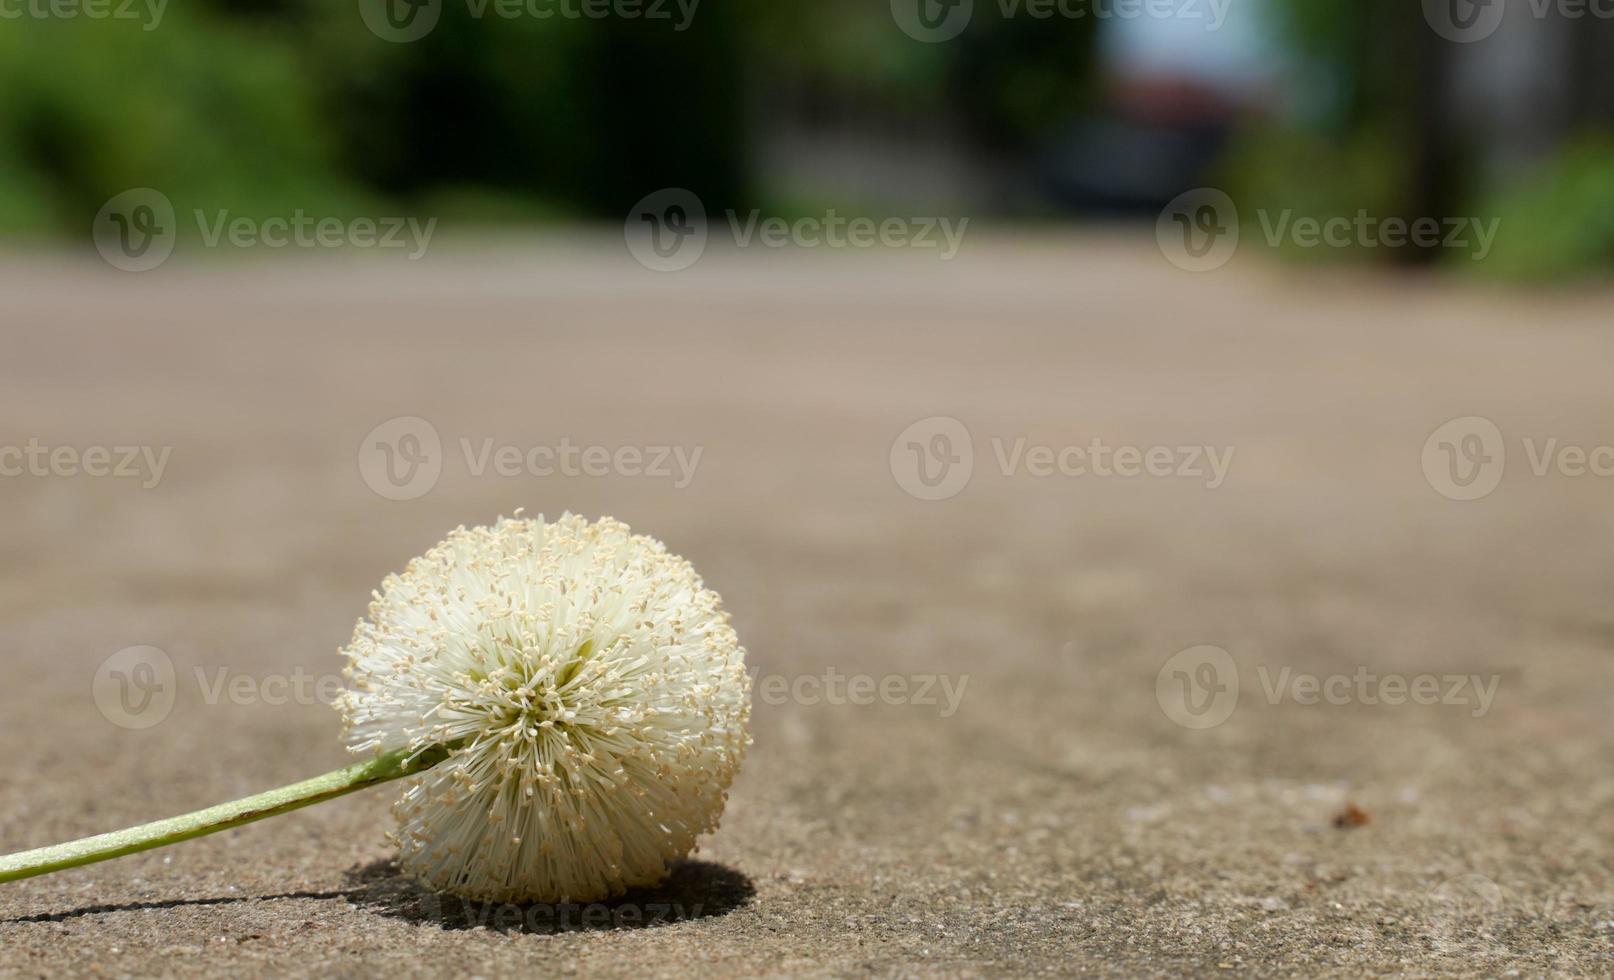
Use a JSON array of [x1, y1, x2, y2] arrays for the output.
[[1219, 124, 1404, 264], [0, 13, 363, 234], [1475, 137, 1614, 283], [0, 1, 1093, 236]]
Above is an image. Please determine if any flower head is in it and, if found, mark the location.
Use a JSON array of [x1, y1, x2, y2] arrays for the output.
[[337, 514, 750, 902]]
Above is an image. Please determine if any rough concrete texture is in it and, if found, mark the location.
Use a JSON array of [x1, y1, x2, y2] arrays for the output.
[[0, 239, 1610, 977]]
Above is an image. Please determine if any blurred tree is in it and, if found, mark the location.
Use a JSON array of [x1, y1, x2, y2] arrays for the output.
[[305, 3, 748, 215], [0, 14, 360, 234], [1252, 0, 1465, 265], [950, 10, 1098, 152]]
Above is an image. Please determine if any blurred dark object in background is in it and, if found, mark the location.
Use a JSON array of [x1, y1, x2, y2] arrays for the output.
[[1041, 5, 1278, 214]]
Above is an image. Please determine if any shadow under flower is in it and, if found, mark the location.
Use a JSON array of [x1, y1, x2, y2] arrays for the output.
[[3, 859, 753, 934], [343, 858, 755, 934], [0, 889, 353, 925]]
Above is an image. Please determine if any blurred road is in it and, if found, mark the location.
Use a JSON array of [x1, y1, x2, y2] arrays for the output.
[[0, 237, 1610, 976]]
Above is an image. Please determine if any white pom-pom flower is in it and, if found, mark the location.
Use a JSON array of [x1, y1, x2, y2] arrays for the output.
[[336, 513, 751, 903]]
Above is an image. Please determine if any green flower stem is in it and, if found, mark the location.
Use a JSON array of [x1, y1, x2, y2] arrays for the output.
[[0, 745, 448, 885]]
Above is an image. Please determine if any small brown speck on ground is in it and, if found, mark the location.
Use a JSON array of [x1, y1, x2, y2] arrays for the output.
[[1333, 803, 1372, 829]]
